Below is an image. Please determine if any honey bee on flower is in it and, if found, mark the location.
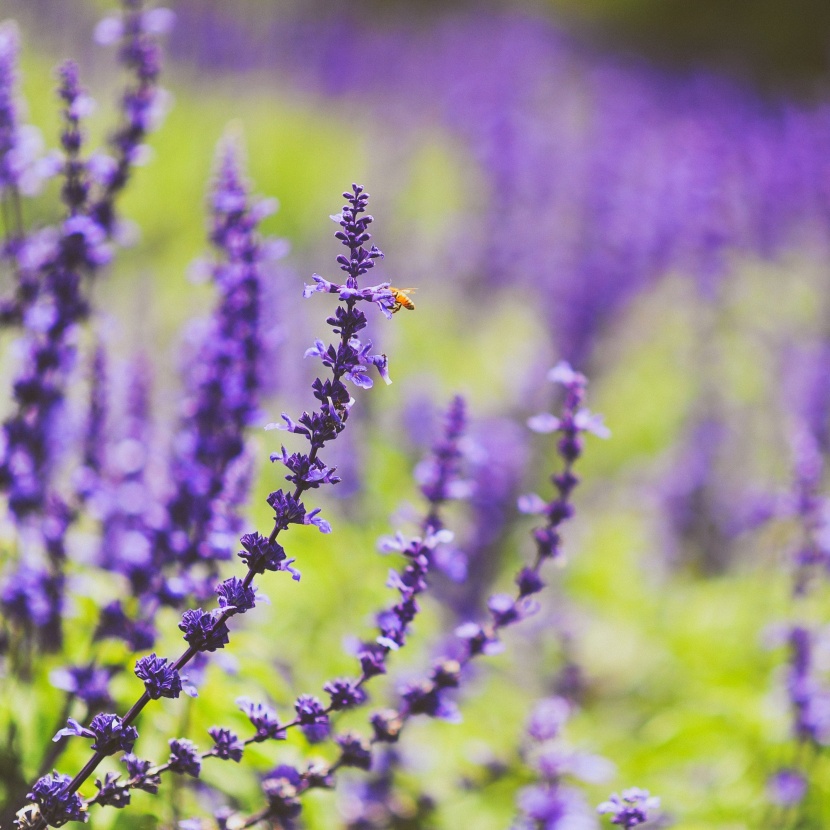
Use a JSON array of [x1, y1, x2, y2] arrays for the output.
[[389, 286, 416, 313]]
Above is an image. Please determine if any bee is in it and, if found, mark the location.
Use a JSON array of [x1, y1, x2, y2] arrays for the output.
[[389, 287, 416, 313]]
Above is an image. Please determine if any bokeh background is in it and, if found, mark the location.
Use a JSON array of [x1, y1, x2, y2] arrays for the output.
[[5, 0, 830, 827]]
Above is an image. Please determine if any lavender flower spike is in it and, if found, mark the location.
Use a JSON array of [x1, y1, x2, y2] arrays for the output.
[[0, 21, 44, 201], [161, 130, 281, 577], [597, 788, 660, 828], [15, 186, 396, 824]]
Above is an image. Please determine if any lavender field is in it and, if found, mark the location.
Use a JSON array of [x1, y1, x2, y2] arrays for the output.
[[2, 1, 830, 828]]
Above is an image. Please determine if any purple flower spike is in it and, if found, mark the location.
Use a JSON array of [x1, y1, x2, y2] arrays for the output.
[[160, 130, 280, 582], [56, 61, 93, 214], [597, 788, 660, 828], [0, 22, 45, 199], [417, 395, 470, 520], [26, 772, 87, 827], [90, 0, 172, 233]]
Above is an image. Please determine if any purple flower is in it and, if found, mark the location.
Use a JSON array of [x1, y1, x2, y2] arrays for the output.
[[0, 22, 44, 198], [208, 726, 244, 762], [178, 608, 231, 652], [516, 566, 545, 597], [324, 677, 367, 710], [399, 680, 460, 722], [336, 731, 373, 770], [417, 395, 470, 517], [160, 132, 279, 581], [272, 447, 341, 489], [455, 621, 503, 657], [597, 788, 660, 828], [53, 713, 138, 755], [56, 61, 93, 214], [237, 531, 289, 575], [267, 489, 308, 529], [168, 738, 201, 777], [93, 772, 131, 808], [370, 709, 404, 743], [26, 772, 87, 827], [215, 576, 256, 614], [294, 694, 330, 743], [90, 0, 172, 233], [237, 697, 286, 741], [134, 653, 183, 699], [527, 697, 571, 742], [767, 768, 807, 806], [261, 765, 303, 820], [122, 754, 161, 794], [487, 593, 520, 627]]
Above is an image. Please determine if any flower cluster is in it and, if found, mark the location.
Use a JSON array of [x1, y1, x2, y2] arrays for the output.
[[15, 181, 396, 826], [597, 788, 661, 828], [0, 0, 171, 672], [513, 697, 612, 829], [0, 4, 677, 829], [260, 361, 610, 821], [160, 133, 284, 580]]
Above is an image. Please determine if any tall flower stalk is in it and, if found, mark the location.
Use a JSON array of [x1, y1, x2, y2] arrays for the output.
[[17, 184, 395, 829]]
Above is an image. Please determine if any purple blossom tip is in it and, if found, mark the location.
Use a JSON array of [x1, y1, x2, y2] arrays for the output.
[[527, 697, 571, 741], [93, 773, 130, 809], [597, 788, 660, 828], [122, 754, 161, 794], [548, 361, 586, 388]]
